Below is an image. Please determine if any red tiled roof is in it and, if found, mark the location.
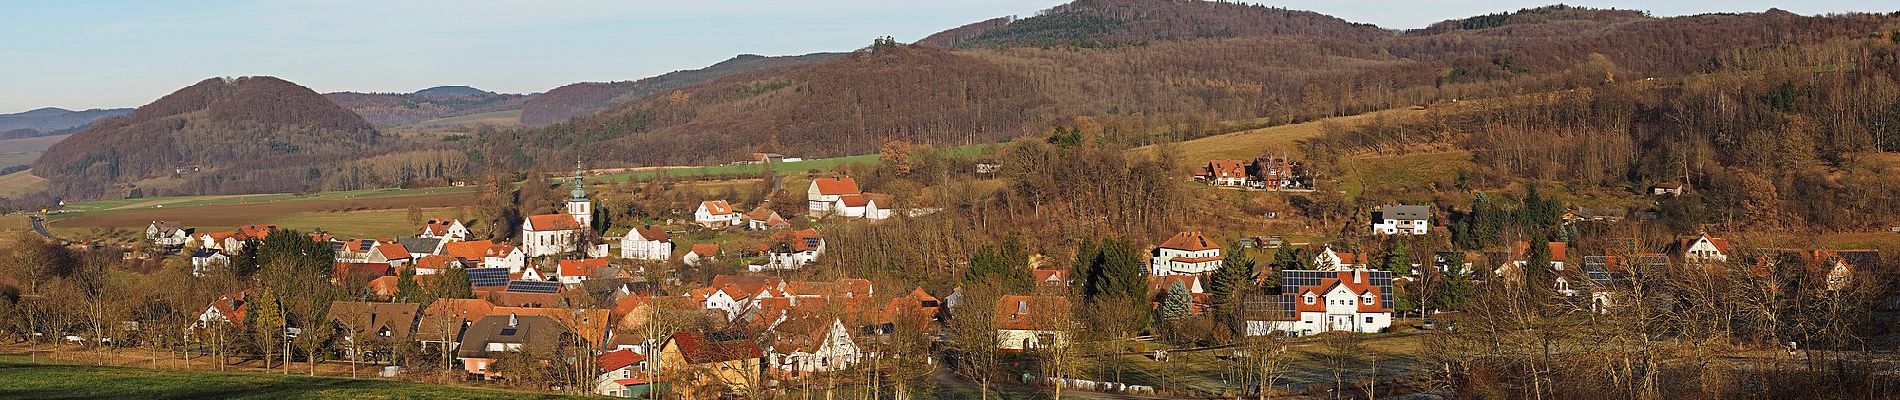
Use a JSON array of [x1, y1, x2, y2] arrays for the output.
[[771, 229, 823, 252], [1158, 231, 1218, 251], [415, 255, 460, 269], [690, 243, 719, 257], [812, 176, 861, 196], [1205, 160, 1247, 177], [557, 258, 609, 277], [377, 243, 412, 260], [333, 262, 392, 283], [442, 240, 492, 260], [1033, 269, 1069, 285], [421, 218, 459, 236], [993, 295, 1071, 331], [1292, 271, 1391, 313], [526, 214, 582, 231], [613, 378, 649, 385], [236, 224, 277, 240], [368, 275, 400, 297], [700, 200, 736, 215], [598, 348, 647, 372], [1512, 241, 1567, 261]]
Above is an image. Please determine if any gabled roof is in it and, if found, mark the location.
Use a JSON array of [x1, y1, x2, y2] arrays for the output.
[[670, 331, 763, 364], [368, 275, 400, 297], [690, 243, 720, 257], [993, 295, 1071, 331], [746, 207, 787, 226], [1374, 205, 1430, 221], [769, 316, 843, 355], [420, 218, 461, 236], [1205, 160, 1247, 177], [417, 298, 494, 341], [526, 214, 583, 231], [1511, 241, 1568, 262], [557, 258, 609, 278], [236, 224, 277, 240], [207, 293, 248, 321], [457, 314, 568, 359], [598, 348, 647, 372], [415, 255, 462, 270], [333, 262, 392, 283], [837, 194, 871, 207], [1033, 269, 1070, 285], [397, 237, 443, 255], [811, 176, 861, 196], [1158, 231, 1218, 251], [443, 240, 495, 260], [1680, 233, 1730, 254], [699, 200, 737, 215], [1292, 271, 1391, 313], [770, 229, 824, 252], [376, 242, 412, 261], [328, 301, 421, 340], [630, 225, 669, 241]]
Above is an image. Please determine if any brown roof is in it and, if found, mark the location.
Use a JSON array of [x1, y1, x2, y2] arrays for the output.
[[700, 200, 737, 215], [993, 295, 1072, 331], [1033, 269, 1069, 286], [769, 316, 840, 354], [690, 243, 720, 257], [671, 331, 763, 364], [377, 242, 412, 260], [443, 240, 494, 259], [457, 314, 568, 359], [746, 207, 787, 226], [1205, 160, 1247, 178], [599, 349, 647, 372], [1158, 231, 1218, 251], [1512, 241, 1568, 261], [526, 214, 583, 231], [631, 225, 669, 241], [328, 301, 421, 340], [771, 229, 824, 252], [415, 255, 462, 270], [811, 176, 861, 196], [417, 298, 495, 341], [368, 276, 400, 297], [421, 218, 460, 236], [333, 262, 392, 283]]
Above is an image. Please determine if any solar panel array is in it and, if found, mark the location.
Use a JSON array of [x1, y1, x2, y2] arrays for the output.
[[1267, 269, 1395, 319], [468, 267, 509, 287], [506, 280, 561, 293]]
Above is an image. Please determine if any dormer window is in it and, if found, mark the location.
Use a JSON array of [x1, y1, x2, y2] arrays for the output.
[[1362, 293, 1375, 305], [1303, 293, 1316, 305]]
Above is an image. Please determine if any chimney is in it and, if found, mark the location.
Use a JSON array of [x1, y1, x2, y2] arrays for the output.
[[1352, 271, 1363, 284], [508, 313, 517, 327]]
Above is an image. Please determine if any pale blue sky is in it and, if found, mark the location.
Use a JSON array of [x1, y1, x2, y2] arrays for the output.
[[2, 1, 1892, 113]]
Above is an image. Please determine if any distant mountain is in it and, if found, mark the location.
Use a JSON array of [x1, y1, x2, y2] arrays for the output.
[[0, 107, 133, 139], [326, 86, 533, 128], [916, 0, 1388, 48], [36, 76, 379, 198], [518, 52, 844, 126]]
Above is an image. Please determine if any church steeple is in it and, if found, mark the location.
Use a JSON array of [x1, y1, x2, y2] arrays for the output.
[[566, 161, 592, 228]]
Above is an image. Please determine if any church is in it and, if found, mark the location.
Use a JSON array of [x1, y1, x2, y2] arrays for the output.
[[521, 168, 596, 258]]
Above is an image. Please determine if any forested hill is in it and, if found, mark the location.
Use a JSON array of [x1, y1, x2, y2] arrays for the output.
[[490, 2, 1897, 171], [34, 76, 381, 198], [916, 0, 1388, 48], [0, 107, 133, 139], [325, 86, 533, 128], [517, 52, 844, 127]]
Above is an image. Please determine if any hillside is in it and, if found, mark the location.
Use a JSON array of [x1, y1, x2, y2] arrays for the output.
[[517, 52, 843, 126], [916, 0, 1389, 48], [0, 107, 132, 139], [325, 86, 533, 128], [35, 76, 381, 198]]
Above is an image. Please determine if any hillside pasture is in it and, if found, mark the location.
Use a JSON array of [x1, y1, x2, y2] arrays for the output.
[[1140, 108, 1426, 165], [48, 191, 479, 235], [0, 170, 47, 199], [0, 355, 573, 400]]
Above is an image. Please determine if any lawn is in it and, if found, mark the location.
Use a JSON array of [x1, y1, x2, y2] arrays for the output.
[[1139, 108, 1427, 165], [0, 355, 575, 400], [266, 207, 463, 239], [1068, 334, 1426, 397], [0, 169, 47, 198], [1341, 151, 1475, 199], [390, 110, 525, 134]]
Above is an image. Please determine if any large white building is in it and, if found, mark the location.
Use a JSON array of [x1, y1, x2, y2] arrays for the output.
[[521, 170, 593, 258], [1371, 205, 1431, 235], [1679, 232, 1729, 263], [619, 225, 673, 261], [694, 200, 744, 228], [1150, 231, 1223, 276], [1289, 270, 1392, 335], [807, 176, 861, 217]]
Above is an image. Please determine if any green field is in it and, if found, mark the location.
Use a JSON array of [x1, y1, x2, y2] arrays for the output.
[[60, 186, 479, 213], [1138, 108, 1426, 166], [0, 355, 575, 400], [1341, 151, 1475, 199], [390, 110, 525, 135]]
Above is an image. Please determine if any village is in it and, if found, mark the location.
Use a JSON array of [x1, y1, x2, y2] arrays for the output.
[[0, 139, 1876, 400]]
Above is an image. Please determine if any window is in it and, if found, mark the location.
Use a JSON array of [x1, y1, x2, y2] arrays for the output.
[[1303, 294, 1316, 305], [1365, 316, 1374, 323]]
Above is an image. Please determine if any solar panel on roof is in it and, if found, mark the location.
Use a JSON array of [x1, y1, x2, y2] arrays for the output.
[[506, 280, 560, 293], [468, 267, 509, 287]]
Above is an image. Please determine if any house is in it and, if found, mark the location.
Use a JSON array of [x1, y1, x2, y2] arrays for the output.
[[1822, 257, 1856, 291], [1033, 269, 1071, 288], [1562, 208, 1627, 223], [806, 176, 861, 217], [419, 218, 470, 241], [620, 225, 673, 261], [1314, 245, 1374, 270], [1492, 241, 1573, 294], [397, 237, 446, 259], [189, 248, 228, 276], [1149, 231, 1223, 276], [195, 293, 247, 328], [694, 200, 744, 228], [994, 295, 1073, 351], [458, 314, 571, 380], [757, 229, 825, 271], [595, 348, 651, 397], [1371, 205, 1430, 235], [145, 221, 193, 254], [412, 255, 465, 275], [556, 258, 611, 285], [1679, 232, 1730, 263], [1288, 270, 1392, 335], [327, 302, 421, 360], [1251, 155, 1301, 189], [656, 331, 764, 399], [376, 242, 413, 268], [195, 224, 277, 254], [693, 285, 752, 321], [1650, 183, 1687, 196], [415, 298, 495, 351], [1199, 159, 1250, 187], [1147, 275, 1206, 298], [765, 316, 861, 378], [832, 193, 894, 220], [443, 240, 526, 271], [333, 262, 393, 285], [684, 244, 720, 267], [745, 206, 791, 231]]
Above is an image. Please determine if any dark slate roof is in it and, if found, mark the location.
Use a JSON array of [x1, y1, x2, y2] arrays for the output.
[[1375, 205, 1430, 220], [457, 314, 568, 359], [397, 237, 443, 254]]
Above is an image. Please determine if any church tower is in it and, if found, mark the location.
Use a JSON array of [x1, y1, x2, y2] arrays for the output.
[[566, 163, 592, 228]]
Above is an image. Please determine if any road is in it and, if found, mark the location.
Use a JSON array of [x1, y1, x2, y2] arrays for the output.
[[27, 215, 63, 242]]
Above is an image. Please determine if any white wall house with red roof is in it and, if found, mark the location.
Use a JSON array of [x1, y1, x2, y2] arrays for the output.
[[1150, 231, 1223, 276], [619, 225, 673, 261], [694, 200, 744, 228], [1291, 270, 1392, 335], [419, 218, 469, 241], [807, 176, 862, 217], [521, 214, 586, 258], [1199, 159, 1250, 187], [1681, 232, 1729, 263]]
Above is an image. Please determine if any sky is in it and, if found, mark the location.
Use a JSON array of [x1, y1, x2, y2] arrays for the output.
[[2, 0, 1894, 113]]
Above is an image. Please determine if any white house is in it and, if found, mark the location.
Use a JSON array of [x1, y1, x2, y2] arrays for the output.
[[757, 230, 825, 271], [683, 244, 719, 267], [146, 221, 192, 253], [1289, 270, 1391, 335], [189, 248, 229, 276], [1313, 246, 1368, 271], [807, 176, 861, 217], [619, 226, 673, 261], [594, 349, 648, 397], [419, 218, 470, 241], [522, 170, 596, 258], [696, 286, 751, 320], [1371, 205, 1430, 235], [993, 295, 1072, 351], [766, 317, 861, 378], [485, 244, 528, 273], [1149, 231, 1222, 276], [831, 193, 894, 220], [694, 200, 744, 228], [1679, 232, 1729, 263], [746, 206, 791, 231]]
